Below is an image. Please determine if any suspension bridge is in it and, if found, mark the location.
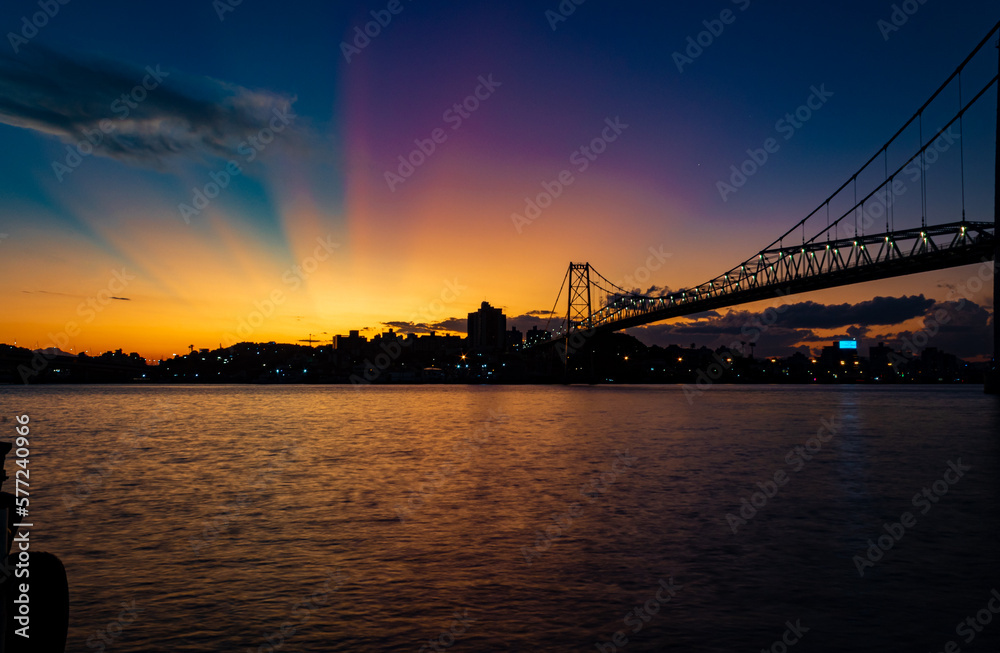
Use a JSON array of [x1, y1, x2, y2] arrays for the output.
[[540, 21, 1000, 391]]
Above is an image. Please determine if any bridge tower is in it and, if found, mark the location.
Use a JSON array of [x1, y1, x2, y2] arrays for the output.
[[561, 262, 597, 381], [567, 263, 593, 331]]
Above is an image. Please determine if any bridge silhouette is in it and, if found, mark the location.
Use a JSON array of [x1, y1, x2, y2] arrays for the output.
[[541, 21, 1000, 390]]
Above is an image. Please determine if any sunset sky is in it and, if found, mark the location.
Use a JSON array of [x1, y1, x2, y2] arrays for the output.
[[0, 0, 997, 360]]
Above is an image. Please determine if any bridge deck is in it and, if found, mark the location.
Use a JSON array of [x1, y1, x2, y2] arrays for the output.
[[545, 221, 994, 340]]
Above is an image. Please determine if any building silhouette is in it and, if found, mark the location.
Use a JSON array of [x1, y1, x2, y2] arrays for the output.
[[506, 326, 523, 351], [468, 301, 506, 351], [524, 326, 551, 347], [333, 330, 366, 357]]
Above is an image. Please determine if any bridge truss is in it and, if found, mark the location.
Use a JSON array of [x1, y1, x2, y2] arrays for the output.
[[542, 21, 1000, 344]]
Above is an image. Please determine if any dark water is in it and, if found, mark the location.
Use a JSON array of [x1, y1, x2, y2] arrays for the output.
[[0, 384, 998, 652]]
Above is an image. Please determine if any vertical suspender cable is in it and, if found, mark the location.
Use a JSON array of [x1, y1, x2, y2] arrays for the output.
[[920, 113, 927, 229], [959, 71, 967, 223], [890, 173, 895, 233], [826, 202, 830, 242], [854, 176, 858, 238], [884, 148, 890, 232]]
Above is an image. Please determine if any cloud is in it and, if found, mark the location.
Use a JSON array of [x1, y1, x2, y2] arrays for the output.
[[429, 317, 467, 333], [379, 310, 561, 336], [505, 312, 558, 333], [869, 299, 993, 360], [0, 46, 296, 166], [770, 295, 934, 329], [633, 316, 816, 357], [380, 318, 466, 334], [22, 290, 129, 300], [628, 294, 981, 359]]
